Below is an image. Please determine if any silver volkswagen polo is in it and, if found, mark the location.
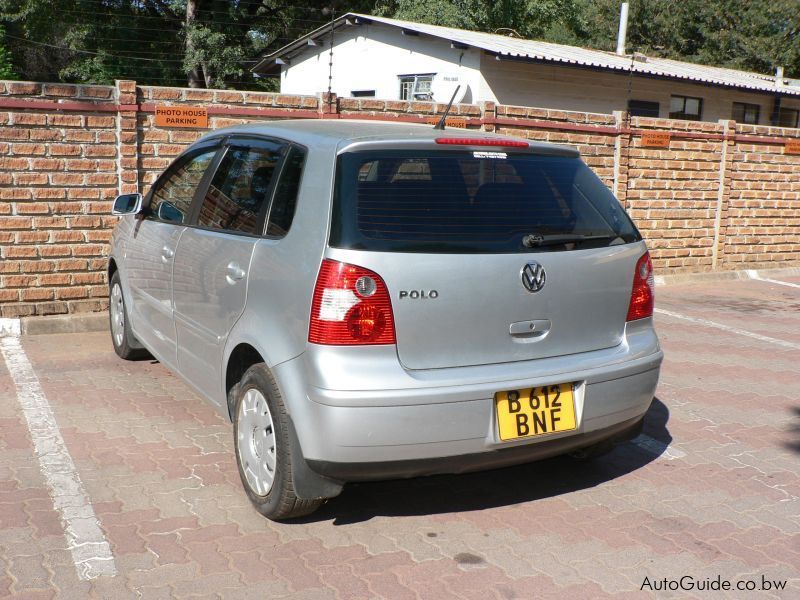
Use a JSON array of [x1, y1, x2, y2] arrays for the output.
[[108, 120, 662, 520]]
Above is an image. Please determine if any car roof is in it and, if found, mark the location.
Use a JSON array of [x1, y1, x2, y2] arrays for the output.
[[203, 119, 579, 156]]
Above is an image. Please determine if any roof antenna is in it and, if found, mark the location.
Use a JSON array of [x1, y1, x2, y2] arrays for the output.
[[433, 85, 461, 130]]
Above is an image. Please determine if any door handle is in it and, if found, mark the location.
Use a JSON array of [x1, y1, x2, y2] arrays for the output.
[[226, 262, 246, 284], [161, 245, 175, 263], [509, 319, 551, 340]]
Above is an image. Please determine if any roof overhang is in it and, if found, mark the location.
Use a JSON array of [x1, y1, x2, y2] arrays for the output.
[[251, 13, 800, 97], [252, 15, 369, 75]]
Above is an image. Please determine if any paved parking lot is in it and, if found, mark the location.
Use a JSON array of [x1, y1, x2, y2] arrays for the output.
[[1, 275, 798, 599]]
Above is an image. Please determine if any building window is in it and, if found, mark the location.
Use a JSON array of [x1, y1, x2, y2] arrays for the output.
[[399, 74, 434, 101], [732, 102, 760, 124], [351, 90, 375, 98], [628, 100, 660, 118], [777, 107, 799, 128], [669, 95, 703, 121]]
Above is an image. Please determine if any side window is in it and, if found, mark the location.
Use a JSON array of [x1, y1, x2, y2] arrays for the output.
[[628, 99, 660, 118], [266, 146, 306, 238], [398, 74, 434, 100], [733, 102, 760, 124], [197, 142, 284, 235], [149, 148, 217, 224], [669, 95, 703, 121]]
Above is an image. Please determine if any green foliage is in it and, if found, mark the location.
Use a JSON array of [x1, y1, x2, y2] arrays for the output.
[[377, 0, 799, 77], [0, 0, 797, 87], [375, 0, 581, 40], [0, 25, 15, 78], [563, 0, 799, 77]]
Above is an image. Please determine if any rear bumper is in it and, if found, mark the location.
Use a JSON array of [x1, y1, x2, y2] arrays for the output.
[[307, 413, 645, 481], [273, 322, 662, 477]]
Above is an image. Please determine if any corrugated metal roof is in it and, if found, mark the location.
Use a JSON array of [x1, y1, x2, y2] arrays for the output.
[[256, 12, 800, 97]]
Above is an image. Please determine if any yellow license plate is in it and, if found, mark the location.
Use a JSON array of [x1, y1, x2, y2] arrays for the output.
[[495, 383, 576, 441]]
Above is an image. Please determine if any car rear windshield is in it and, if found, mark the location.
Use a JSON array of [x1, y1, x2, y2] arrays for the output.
[[330, 150, 641, 253]]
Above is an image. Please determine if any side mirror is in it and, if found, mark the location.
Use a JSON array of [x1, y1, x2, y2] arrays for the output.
[[112, 193, 143, 216], [157, 201, 184, 224]]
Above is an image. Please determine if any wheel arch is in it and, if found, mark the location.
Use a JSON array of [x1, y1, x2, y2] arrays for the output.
[[225, 342, 266, 421], [107, 257, 118, 283]]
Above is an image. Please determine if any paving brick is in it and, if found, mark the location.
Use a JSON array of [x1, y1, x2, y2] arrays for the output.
[[1, 278, 798, 597]]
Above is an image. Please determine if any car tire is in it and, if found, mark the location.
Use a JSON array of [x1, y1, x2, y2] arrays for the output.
[[233, 363, 322, 520], [108, 271, 149, 360]]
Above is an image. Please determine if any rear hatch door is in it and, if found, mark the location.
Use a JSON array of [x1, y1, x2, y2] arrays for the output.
[[329, 142, 645, 370]]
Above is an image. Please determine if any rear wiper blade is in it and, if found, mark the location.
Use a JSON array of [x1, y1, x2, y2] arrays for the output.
[[521, 233, 619, 248]]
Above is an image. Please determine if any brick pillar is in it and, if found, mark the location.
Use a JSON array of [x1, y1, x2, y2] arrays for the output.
[[613, 110, 631, 207], [318, 92, 338, 117], [115, 80, 139, 195], [712, 119, 735, 270], [482, 101, 496, 132]]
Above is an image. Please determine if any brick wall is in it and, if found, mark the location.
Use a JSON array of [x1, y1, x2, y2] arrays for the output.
[[1, 79, 799, 318], [727, 123, 800, 268], [0, 81, 120, 316], [625, 118, 725, 271]]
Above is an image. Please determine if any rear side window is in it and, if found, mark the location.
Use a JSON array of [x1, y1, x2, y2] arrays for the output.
[[331, 151, 641, 253], [266, 146, 305, 238], [197, 142, 284, 235], [149, 148, 217, 224]]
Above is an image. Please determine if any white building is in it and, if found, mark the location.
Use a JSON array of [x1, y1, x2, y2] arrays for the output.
[[252, 13, 800, 127]]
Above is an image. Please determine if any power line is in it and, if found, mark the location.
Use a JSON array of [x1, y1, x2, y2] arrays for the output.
[[15, 15, 331, 36], [6, 33, 183, 63], [54, 7, 334, 29], [76, 0, 333, 18]]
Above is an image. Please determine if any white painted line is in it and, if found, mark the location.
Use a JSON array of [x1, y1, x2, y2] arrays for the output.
[[630, 434, 686, 460], [0, 332, 117, 580], [655, 308, 800, 351], [745, 270, 800, 289], [0, 318, 21, 337]]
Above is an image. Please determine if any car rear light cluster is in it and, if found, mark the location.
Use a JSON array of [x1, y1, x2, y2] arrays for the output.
[[309, 259, 396, 345], [626, 251, 655, 321], [435, 137, 529, 148]]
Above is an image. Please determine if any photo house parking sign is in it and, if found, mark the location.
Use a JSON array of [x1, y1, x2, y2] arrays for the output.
[[155, 106, 209, 128]]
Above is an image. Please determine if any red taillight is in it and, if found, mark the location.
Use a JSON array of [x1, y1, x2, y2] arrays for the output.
[[627, 252, 655, 321], [309, 259, 396, 345], [435, 137, 529, 148]]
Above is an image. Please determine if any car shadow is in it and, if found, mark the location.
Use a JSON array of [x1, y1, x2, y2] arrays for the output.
[[786, 406, 800, 455], [301, 397, 671, 525]]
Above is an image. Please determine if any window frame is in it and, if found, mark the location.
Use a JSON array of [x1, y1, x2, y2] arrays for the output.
[[144, 133, 309, 239], [263, 144, 308, 240], [398, 73, 435, 101], [628, 99, 660, 118], [777, 107, 799, 128], [330, 149, 642, 254], [186, 136, 289, 237], [143, 139, 224, 225], [732, 102, 760, 124], [669, 95, 703, 121]]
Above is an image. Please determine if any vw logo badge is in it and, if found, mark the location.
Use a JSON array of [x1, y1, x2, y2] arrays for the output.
[[521, 262, 546, 293]]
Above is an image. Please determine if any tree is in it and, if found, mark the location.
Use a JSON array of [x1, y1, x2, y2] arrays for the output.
[[0, 0, 797, 86], [0, 25, 15, 78], [561, 0, 800, 78], [0, 0, 186, 84], [0, 0, 349, 88], [374, 0, 582, 40]]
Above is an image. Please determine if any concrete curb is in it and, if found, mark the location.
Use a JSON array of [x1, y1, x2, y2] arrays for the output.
[[654, 267, 800, 286], [20, 312, 108, 336]]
